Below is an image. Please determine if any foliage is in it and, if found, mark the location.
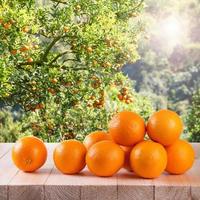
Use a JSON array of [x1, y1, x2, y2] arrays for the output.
[[20, 74, 153, 142], [0, 0, 153, 142], [187, 90, 200, 142], [0, 108, 20, 142]]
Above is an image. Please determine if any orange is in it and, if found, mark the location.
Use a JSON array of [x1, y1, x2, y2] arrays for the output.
[[12, 136, 47, 172], [121, 146, 132, 171], [83, 131, 112, 150], [109, 111, 145, 146], [53, 140, 86, 174], [130, 141, 167, 178], [27, 58, 33, 63], [20, 45, 30, 52], [10, 49, 17, 55], [3, 23, 11, 29], [165, 139, 194, 174], [86, 140, 124, 177], [147, 109, 183, 146]]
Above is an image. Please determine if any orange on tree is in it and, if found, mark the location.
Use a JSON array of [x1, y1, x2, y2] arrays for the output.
[[48, 88, 56, 95], [130, 140, 167, 178], [10, 49, 17, 55], [53, 140, 87, 174], [86, 140, 124, 177], [3, 22, 11, 29], [20, 45, 30, 52], [22, 26, 29, 33], [51, 78, 58, 84], [87, 47, 93, 53], [35, 103, 44, 110], [165, 139, 195, 174], [12, 136, 47, 172], [63, 26, 70, 32], [27, 58, 33, 63], [109, 111, 146, 146], [147, 109, 183, 146], [83, 131, 112, 150], [121, 146, 132, 171]]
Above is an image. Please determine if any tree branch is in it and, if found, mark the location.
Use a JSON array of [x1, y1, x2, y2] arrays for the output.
[[48, 50, 71, 65], [50, 0, 68, 5], [17, 61, 41, 67], [62, 58, 78, 64], [41, 34, 69, 62], [133, 0, 144, 11]]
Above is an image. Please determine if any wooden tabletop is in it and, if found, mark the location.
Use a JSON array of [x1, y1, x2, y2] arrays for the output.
[[0, 143, 199, 200]]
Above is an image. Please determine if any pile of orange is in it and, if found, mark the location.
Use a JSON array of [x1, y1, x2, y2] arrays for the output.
[[12, 109, 195, 179]]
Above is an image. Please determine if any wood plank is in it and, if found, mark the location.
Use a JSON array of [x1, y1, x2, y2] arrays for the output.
[[80, 169, 117, 200], [154, 173, 191, 200], [45, 167, 117, 200], [117, 169, 154, 200], [0, 143, 13, 158], [191, 143, 200, 159], [184, 160, 200, 200], [0, 147, 19, 200], [8, 143, 56, 200]]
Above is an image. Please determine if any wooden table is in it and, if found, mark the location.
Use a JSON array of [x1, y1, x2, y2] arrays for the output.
[[0, 143, 199, 200]]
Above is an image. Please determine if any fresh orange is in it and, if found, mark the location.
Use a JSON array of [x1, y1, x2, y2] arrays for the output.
[[53, 140, 87, 174], [83, 131, 112, 150], [130, 141, 167, 178], [3, 22, 11, 29], [147, 109, 183, 146], [12, 136, 47, 172], [10, 49, 17, 55], [22, 26, 29, 33], [51, 78, 58, 84], [20, 45, 30, 52], [27, 58, 33, 63], [86, 140, 124, 177], [109, 111, 145, 146], [121, 146, 132, 171], [165, 139, 195, 174]]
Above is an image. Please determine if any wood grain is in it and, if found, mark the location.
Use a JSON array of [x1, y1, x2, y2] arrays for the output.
[[9, 186, 44, 200], [45, 185, 81, 200], [154, 173, 191, 200], [185, 160, 200, 200], [0, 147, 18, 200], [117, 169, 154, 200], [192, 143, 200, 159], [155, 185, 190, 200], [45, 167, 117, 200], [0, 143, 13, 158]]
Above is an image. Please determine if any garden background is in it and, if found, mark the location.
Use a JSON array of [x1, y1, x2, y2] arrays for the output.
[[0, 0, 199, 142]]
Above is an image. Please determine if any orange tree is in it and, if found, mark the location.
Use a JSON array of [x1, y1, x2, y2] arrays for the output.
[[0, 0, 153, 142]]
